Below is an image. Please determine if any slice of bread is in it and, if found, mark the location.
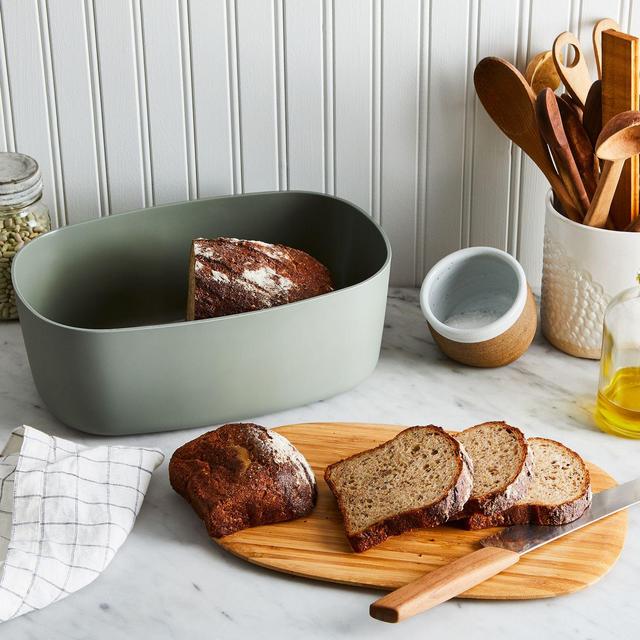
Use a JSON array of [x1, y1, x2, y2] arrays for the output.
[[454, 422, 532, 517], [463, 437, 592, 529], [324, 426, 473, 552]]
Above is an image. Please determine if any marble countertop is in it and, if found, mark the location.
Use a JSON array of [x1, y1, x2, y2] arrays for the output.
[[1, 288, 638, 639]]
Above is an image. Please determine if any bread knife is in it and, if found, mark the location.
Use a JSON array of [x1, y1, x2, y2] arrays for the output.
[[370, 477, 640, 623]]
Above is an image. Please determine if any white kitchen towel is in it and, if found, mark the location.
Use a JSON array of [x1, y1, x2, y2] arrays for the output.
[[0, 425, 164, 622]]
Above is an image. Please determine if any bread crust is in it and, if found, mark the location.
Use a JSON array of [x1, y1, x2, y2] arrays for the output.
[[455, 422, 533, 517], [186, 237, 333, 320], [169, 423, 317, 538], [461, 437, 592, 530], [325, 426, 474, 553]]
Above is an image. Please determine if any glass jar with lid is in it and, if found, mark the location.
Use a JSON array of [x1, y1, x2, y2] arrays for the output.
[[595, 277, 640, 438], [0, 152, 51, 320]]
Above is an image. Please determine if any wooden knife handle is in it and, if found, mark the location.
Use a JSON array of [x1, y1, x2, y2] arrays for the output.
[[369, 547, 520, 624]]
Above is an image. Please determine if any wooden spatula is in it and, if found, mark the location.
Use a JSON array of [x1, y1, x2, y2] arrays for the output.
[[536, 88, 590, 214], [583, 80, 603, 148], [593, 18, 621, 79], [584, 110, 640, 228], [557, 95, 599, 198], [552, 32, 592, 109], [474, 57, 583, 222], [601, 29, 640, 229]]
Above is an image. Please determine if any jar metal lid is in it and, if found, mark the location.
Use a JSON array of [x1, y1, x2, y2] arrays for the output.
[[0, 152, 43, 207]]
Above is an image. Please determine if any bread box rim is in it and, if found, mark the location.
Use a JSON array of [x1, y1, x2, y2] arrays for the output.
[[11, 190, 392, 334]]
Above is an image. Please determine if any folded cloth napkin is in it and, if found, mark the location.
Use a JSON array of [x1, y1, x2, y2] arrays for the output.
[[0, 426, 163, 622]]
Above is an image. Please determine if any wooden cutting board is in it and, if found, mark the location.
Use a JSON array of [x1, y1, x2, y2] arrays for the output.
[[216, 422, 627, 599]]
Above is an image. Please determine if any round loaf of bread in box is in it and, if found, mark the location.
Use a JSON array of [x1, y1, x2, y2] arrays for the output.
[[187, 237, 334, 320]]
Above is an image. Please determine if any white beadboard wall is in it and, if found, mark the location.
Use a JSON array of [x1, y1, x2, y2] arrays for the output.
[[0, 0, 639, 287]]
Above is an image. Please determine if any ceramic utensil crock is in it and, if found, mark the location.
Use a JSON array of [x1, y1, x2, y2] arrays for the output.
[[541, 190, 640, 358]]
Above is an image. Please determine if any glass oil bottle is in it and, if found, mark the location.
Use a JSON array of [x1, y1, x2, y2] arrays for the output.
[[596, 278, 640, 437]]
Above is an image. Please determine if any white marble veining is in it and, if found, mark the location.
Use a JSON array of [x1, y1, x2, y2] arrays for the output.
[[0, 288, 638, 639]]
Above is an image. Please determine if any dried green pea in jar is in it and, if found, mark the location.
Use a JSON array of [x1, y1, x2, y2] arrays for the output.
[[0, 152, 51, 320]]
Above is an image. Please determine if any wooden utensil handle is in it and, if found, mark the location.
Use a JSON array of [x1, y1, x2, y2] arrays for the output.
[[550, 144, 590, 214], [552, 32, 591, 108], [625, 215, 640, 231], [584, 159, 625, 227], [593, 19, 620, 80], [369, 547, 520, 623], [546, 172, 584, 222]]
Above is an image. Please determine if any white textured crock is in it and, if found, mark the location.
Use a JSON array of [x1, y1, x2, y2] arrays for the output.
[[541, 191, 640, 359]]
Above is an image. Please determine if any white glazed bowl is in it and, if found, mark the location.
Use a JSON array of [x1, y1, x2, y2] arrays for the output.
[[541, 191, 640, 359], [420, 247, 536, 367]]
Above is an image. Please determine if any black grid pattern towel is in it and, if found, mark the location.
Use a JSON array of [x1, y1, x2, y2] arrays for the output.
[[0, 426, 164, 622]]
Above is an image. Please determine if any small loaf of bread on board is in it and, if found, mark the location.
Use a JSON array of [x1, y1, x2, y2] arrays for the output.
[[324, 426, 473, 552], [462, 437, 592, 529], [169, 423, 317, 538], [454, 422, 532, 517], [186, 237, 333, 320]]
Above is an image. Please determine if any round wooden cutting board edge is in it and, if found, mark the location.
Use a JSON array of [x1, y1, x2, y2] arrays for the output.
[[215, 422, 628, 600]]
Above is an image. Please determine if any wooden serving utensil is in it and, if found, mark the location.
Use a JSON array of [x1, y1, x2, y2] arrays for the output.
[[536, 88, 590, 214], [553, 32, 592, 109], [601, 29, 640, 229], [593, 18, 621, 79], [583, 80, 603, 148], [556, 95, 599, 198], [560, 92, 583, 121], [474, 57, 583, 222], [625, 216, 640, 231], [525, 50, 562, 93], [584, 110, 640, 228]]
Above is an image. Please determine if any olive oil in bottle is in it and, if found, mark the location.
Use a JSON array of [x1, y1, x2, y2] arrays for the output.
[[595, 282, 640, 438], [596, 366, 640, 438]]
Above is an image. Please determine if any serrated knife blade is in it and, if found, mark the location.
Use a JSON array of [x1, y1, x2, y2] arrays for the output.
[[480, 476, 640, 554]]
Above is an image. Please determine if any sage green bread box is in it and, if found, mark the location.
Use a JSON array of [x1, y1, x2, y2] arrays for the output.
[[12, 192, 391, 435]]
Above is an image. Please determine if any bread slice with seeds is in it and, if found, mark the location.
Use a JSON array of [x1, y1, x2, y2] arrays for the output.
[[454, 422, 532, 517], [462, 437, 592, 529], [324, 425, 473, 552]]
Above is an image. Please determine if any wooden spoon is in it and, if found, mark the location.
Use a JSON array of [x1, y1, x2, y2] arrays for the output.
[[474, 57, 583, 222], [593, 18, 621, 79], [525, 50, 562, 93], [583, 80, 603, 148], [584, 110, 640, 227], [556, 95, 599, 198], [553, 32, 592, 108], [536, 88, 590, 214]]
